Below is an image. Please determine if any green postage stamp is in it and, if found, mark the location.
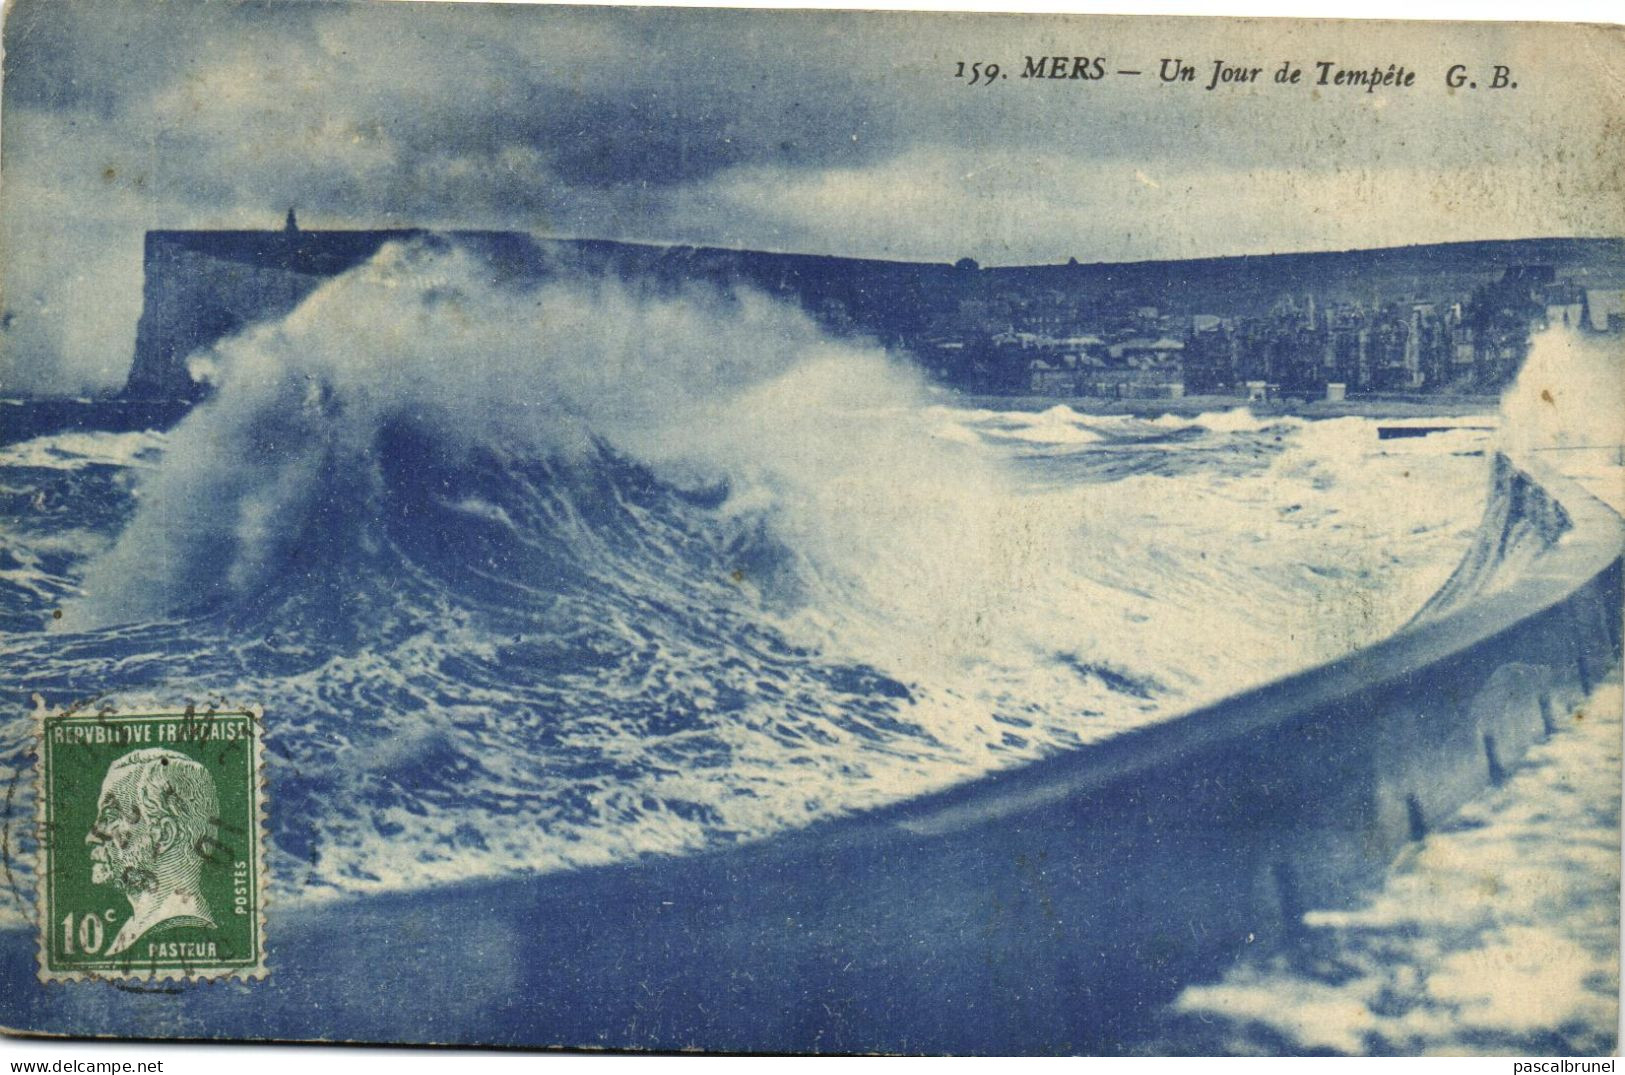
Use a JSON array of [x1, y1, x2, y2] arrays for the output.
[[35, 706, 268, 982]]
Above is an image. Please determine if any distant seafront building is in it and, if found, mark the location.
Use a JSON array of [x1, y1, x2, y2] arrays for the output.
[[1583, 288, 1625, 333]]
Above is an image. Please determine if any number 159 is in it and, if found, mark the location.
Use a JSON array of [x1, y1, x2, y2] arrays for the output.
[[955, 61, 1003, 85]]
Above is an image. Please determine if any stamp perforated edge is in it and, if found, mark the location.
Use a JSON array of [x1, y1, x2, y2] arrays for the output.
[[32, 699, 270, 985]]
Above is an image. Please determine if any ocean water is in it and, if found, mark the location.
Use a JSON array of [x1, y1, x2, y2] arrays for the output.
[[0, 238, 1493, 927]]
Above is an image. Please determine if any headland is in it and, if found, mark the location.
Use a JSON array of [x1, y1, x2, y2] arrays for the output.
[[120, 221, 1625, 407]]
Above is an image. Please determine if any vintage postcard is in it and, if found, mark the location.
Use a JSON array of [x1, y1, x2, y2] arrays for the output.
[[0, 0, 1621, 1056]]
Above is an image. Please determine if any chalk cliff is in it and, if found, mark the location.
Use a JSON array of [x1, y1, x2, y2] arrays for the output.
[[122, 227, 424, 398], [118, 226, 961, 398]]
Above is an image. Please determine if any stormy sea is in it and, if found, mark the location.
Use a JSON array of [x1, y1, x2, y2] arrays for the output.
[[1, 238, 1612, 1051], [0, 235, 1492, 907]]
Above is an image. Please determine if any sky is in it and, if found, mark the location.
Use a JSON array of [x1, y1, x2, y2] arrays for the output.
[[1, 0, 1623, 393]]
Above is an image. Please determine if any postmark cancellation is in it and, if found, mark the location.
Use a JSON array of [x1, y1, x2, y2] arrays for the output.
[[34, 705, 268, 983]]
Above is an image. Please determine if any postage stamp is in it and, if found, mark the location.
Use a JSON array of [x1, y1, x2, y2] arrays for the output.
[[34, 706, 268, 983]]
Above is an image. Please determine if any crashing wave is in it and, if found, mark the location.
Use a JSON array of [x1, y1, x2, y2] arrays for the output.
[[0, 236, 1495, 918]]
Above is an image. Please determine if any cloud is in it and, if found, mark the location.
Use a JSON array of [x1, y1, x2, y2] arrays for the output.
[[2, 1, 1622, 393], [663, 148, 1622, 265]]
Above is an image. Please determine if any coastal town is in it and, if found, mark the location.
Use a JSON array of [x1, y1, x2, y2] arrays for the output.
[[900, 263, 1625, 402]]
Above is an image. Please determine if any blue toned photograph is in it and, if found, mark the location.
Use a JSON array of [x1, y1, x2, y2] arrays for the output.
[[0, 0, 1620, 1055]]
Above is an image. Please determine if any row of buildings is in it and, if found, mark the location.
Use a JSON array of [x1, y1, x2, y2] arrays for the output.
[[906, 267, 1624, 400]]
